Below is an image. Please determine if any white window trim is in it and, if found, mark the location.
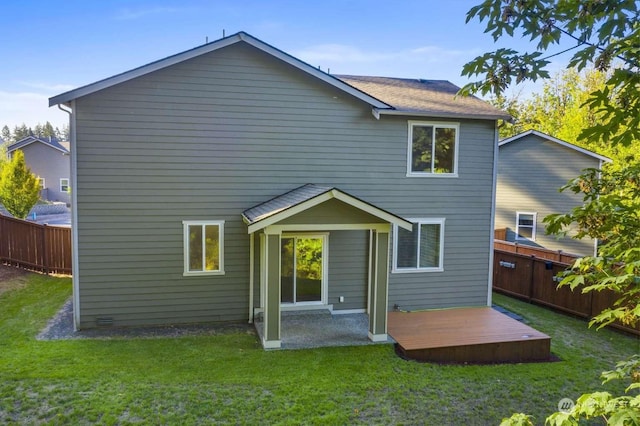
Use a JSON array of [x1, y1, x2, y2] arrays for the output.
[[515, 212, 537, 241], [60, 178, 69, 192], [406, 121, 460, 178], [182, 220, 225, 276], [392, 217, 445, 273]]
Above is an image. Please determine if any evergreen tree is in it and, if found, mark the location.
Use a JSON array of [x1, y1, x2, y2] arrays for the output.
[[60, 124, 70, 141], [1, 125, 10, 143], [42, 122, 56, 139], [0, 150, 40, 219], [33, 123, 43, 138], [12, 124, 32, 141]]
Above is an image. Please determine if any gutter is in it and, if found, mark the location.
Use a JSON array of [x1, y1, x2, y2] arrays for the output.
[[372, 108, 512, 122]]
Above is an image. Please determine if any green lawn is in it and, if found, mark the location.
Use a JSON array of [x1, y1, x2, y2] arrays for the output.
[[0, 272, 637, 425]]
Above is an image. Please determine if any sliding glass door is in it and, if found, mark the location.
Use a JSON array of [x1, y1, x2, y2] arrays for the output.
[[280, 235, 325, 305]]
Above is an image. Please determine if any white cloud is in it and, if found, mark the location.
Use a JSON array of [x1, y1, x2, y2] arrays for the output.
[[114, 6, 188, 20], [0, 91, 68, 130], [294, 43, 482, 81], [17, 81, 75, 92], [410, 45, 480, 59], [295, 44, 397, 64]]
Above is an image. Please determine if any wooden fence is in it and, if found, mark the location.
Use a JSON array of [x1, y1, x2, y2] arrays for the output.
[[493, 240, 640, 336], [0, 214, 71, 275]]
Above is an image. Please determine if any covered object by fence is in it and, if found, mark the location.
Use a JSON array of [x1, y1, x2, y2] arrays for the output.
[[0, 214, 71, 275]]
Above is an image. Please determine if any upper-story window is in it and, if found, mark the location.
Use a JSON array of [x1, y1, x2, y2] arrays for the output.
[[407, 121, 459, 177], [60, 178, 70, 193], [516, 212, 537, 241]]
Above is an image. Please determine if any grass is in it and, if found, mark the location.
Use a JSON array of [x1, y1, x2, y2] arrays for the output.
[[0, 272, 638, 425]]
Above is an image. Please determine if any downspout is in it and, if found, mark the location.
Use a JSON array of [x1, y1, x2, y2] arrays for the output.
[[58, 102, 81, 330], [487, 121, 500, 306], [249, 232, 254, 323]]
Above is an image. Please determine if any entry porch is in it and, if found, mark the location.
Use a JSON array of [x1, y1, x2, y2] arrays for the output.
[[242, 184, 412, 350]]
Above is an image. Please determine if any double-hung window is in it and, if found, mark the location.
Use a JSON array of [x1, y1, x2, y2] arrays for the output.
[[183, 220, 225, 275], [60, 178, 69, 192], [408, 121, 459, 176], [393, 218, 445, 272], [515, 212, 536, 241]]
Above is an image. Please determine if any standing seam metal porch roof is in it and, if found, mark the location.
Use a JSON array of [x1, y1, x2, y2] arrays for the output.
[[242, 184, 412, 233]]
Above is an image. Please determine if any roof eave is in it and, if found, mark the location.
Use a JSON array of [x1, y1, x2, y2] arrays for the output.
[[499, 129, 613, 163], [244, 187, 412, 234], [49, 32, 391, 110], [7, 137, 68, 154], [374, 108, 511, 121]]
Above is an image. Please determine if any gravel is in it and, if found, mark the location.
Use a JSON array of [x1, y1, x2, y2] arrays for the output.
[[37, 297, 255, 341]]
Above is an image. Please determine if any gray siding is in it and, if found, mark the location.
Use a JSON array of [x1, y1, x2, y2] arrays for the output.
[[327, 230, 369, 311], [14, 143, 70, 204], [74, 42, 496, 328], [496, 134, 599, 256]]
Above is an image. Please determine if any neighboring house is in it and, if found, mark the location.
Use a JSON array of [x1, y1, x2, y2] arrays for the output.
[[49, 32, 509, 349], [495, 130, 611, 256], [6, 136, 71, 205]]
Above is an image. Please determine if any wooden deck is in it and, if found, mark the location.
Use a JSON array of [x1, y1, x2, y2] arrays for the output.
[[388, 307, 551, 364]]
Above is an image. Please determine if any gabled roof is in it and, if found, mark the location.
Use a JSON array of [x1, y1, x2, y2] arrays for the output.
[[49, 32, 507, 121], [7, 136, 70, 154], [499, 130, 612, 163], [242, 184, 412, 234], [337, 75, 511, 121], [49, 32, 391, 110]]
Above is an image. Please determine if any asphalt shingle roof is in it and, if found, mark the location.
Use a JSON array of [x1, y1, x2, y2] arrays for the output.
[[7, 136, 69, 154], [242, 184, 332, 225], [336, 75, 510, 120]]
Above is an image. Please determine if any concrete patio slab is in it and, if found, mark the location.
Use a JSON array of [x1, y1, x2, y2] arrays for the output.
[[254, 310, 394, 350]]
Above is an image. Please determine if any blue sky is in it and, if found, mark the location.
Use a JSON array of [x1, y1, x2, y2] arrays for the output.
[[1, 0, 570, 131]]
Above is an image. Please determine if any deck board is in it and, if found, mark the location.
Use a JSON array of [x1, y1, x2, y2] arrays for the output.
[[388, 307, 551, 363]]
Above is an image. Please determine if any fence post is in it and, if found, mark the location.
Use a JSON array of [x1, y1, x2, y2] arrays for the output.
[[42, 224, 49, 275], [527, 255, 535, 302]]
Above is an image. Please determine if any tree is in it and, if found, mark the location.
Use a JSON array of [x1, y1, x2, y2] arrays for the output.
[[1, 122, 70, 144], [491, 68, 640, 169], [0, 150, 40, 219], [461, 0, 639, 148], [12, 124, 31, 141], [33, 121, 57, 140], [501, 165, 640, 425], [1, 125, 10, 143], [461, 1, 640, 424]]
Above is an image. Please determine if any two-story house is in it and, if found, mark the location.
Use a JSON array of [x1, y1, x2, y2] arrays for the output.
[[49, 32, 508, 349]]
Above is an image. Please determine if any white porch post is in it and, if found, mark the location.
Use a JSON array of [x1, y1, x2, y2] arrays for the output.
[[262, 231, 281, 349], [368, 228, 390, 342]]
